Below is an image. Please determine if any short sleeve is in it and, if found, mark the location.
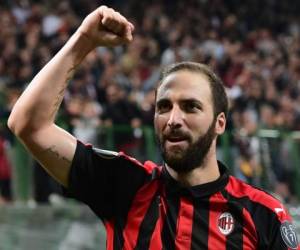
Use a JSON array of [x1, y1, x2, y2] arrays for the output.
[[254, 202, 299, 249], [268, 210, 299, 249], [64, 140, 153, 220]]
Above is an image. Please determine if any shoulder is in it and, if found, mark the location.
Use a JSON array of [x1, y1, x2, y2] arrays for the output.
[[71, 142, 161, 188], [224, 176, 300, 249], [91, 144, 160, 177], [78, 141, 159, 174], [225, 175, 291, 222]]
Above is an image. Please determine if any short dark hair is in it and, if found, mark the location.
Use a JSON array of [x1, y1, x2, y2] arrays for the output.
[[158, 61, 228, 118]]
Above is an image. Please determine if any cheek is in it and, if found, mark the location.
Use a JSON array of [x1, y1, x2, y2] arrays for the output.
[[154, 114, 166, 133], [189, 117, 212, 137]]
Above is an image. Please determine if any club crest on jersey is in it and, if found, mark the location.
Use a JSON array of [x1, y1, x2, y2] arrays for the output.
[[218, 212, 234, 235], [280, 221, 298, 249]]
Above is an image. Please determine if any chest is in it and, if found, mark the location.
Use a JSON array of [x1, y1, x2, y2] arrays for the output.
[[121, 193, 257, 250]]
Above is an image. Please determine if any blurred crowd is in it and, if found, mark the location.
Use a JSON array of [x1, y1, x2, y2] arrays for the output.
[[1, 0, 300, 204]]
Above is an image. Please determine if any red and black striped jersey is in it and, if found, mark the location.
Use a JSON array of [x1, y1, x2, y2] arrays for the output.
[[65, 141, 299, 250]]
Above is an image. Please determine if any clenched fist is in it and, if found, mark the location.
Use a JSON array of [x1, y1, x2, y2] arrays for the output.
[[77, 6, 134, 48]]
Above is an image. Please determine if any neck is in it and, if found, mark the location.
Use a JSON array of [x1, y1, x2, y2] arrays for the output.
[[165, 146, 220, 187]]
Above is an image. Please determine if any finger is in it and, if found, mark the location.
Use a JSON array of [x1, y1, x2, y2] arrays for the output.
[[110, 12, 127, 34], [102, 14, 123, 34], [101, 7, 115, 26], [104, 32, 129, 46], [112, 13, 134, 40], [97, 5, 109, 20], [123, 25, 133, 42], [98, 6, 133, 44], [102, 19, 121, 34], [128, 21, 135, 32]]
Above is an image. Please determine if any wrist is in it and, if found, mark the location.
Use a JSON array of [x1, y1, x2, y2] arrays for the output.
[[64, 30, 96, 66]]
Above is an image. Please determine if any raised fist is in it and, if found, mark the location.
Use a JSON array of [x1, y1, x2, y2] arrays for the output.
[[77, 6, 134, 48]]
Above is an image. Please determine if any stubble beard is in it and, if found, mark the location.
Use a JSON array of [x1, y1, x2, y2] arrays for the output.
[[157, 120, 217, 173]]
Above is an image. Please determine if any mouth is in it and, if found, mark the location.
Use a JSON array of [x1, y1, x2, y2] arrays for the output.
[[161, 129, 191, 149], [166, 136, 187, 142], [165, 136, 189, 147]]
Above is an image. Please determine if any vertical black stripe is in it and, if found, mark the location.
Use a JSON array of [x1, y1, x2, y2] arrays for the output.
[[134, 194, 160, 250], [161, 195, 180, 250], [221, 190, 244, 250], [113, 219, 126, 250], [191, 198, 210, 250], [226, 201, 243, 249]]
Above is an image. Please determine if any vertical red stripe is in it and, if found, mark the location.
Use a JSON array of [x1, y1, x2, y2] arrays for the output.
[[149, 186, 168, 250], [208, 192, 227, 250], [175, 197, 193, 250], [122, 180, 159, 249], [242, 208, 258, 249], [104, 220, 114, 250], [149, 216, 163, 250], [149, 185, 168, 250]]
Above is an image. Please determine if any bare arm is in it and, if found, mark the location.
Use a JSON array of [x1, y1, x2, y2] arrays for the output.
[[7, 6, 134, 187]]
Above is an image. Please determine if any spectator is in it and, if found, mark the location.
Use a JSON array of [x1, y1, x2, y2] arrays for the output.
[[0, 134, 12, 203]]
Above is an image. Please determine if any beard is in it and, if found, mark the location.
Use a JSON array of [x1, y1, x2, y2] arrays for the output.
[[157, 120, 217, 173]]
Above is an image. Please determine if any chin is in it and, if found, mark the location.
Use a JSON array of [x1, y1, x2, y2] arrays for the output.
[[164, 149, 185, 160], [163, 148, 206, 173], [166, 161, 197, 174], [164, 152, 186, 167]]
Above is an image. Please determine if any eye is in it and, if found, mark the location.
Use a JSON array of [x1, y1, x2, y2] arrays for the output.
[[156, 100, 171, 114], [182, 101, 201, 113]]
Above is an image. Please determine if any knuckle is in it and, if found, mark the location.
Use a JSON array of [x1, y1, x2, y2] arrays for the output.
[[98, 5, 107, 12], [107, 8, 115, 15]]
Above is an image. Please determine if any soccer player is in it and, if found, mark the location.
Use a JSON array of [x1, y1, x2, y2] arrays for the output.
[[8, 6, 299, 250]]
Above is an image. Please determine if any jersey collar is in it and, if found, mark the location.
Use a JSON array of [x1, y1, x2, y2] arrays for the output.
[[162, 161, 229, 198]]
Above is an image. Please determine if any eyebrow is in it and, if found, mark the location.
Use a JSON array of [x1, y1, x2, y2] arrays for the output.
[[156, 98, 169, 105], [181, 98, 203, 104], [156, 98, 203, 106]]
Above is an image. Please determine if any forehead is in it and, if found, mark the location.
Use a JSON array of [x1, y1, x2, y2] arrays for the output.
[[156, 70, 212, 103]]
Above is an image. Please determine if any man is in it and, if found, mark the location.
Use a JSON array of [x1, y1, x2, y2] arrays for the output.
[[8, 6, 299, 250]]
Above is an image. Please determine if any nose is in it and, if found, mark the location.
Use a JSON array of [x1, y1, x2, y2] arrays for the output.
[[167, 105, 184, 128]]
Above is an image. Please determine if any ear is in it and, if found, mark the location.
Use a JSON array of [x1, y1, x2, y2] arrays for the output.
[[215, 112, 226, 135]]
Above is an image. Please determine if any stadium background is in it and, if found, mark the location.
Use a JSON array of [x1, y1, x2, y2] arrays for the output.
[[1, 0, 300, 249]]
